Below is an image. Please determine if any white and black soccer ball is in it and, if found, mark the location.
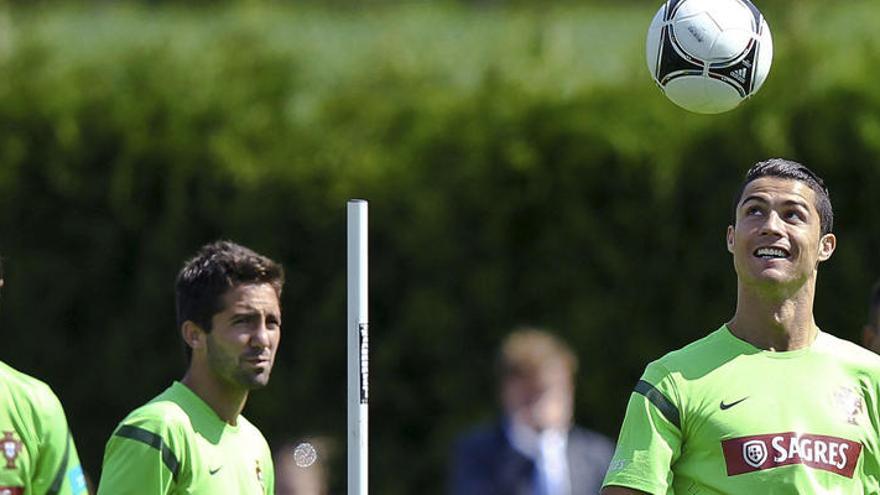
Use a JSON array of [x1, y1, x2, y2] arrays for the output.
[[646, 0, 773, 114]]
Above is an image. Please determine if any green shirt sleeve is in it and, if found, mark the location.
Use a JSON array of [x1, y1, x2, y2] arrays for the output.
[[603, 361, 683, 494], [263, 451, 274, 495], [860, 376, 880, 492], [97, 420, 179, 495], [30, 383, 88, 495]]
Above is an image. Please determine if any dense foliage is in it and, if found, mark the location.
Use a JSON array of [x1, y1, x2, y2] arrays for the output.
[[1, 2, 879, 492]]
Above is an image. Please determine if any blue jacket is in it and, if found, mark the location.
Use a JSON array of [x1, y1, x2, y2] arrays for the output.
[[449, 421, 614, 495]]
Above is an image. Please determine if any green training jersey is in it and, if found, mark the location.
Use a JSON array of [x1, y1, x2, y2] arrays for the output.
[[603, 325, 880, 494], [0, 361, 87, 495], [97, 381, 274, 495]]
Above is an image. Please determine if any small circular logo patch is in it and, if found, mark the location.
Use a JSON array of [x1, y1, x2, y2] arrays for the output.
[[293, 442, 318, 468]]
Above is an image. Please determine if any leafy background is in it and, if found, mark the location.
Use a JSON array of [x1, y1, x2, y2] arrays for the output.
[[1, 1, 879, 492]]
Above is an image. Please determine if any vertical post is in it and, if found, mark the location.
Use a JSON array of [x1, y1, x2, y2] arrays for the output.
[[347, 199, 368, 495]]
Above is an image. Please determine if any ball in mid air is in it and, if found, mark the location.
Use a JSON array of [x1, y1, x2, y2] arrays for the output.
[[646, 0, 773, 114]]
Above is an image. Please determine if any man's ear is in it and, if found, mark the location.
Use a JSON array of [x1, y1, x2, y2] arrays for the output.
[[817, 233, 836, 262], [726, 226, 735, 254], [181, 321, 206, 354]]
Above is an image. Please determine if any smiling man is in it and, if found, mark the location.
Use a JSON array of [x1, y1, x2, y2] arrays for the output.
[[97, 241, 284, 494], [602, 159, 880, 494]]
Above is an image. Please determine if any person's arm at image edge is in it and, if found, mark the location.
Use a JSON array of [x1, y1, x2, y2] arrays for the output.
[[602, 486, 650, 495]]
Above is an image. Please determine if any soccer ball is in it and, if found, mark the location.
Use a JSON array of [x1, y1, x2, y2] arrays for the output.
[[646, 0, 773, 114]]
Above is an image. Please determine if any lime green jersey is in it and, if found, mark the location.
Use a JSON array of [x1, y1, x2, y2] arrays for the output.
[[603, 326, 880, 494], [97, 381, 274, 495], [0, 361, 87, 495]]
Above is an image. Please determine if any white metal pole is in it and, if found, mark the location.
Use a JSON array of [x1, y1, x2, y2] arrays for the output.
[[347, 199, 368, 495]]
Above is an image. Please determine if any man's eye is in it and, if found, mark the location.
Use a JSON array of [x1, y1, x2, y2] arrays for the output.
[[785, 210, 805, 222]]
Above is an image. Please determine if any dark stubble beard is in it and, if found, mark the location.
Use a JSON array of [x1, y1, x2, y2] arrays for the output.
[[206, 335, 272, 391]]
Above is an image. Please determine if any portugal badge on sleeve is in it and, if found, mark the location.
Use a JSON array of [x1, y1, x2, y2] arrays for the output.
[[255, 459, 265, 489], [1, 432, 22, 470]]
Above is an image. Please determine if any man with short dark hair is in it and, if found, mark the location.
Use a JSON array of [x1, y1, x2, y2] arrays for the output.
[[450, 327, 614, 495], [0, 256, 88, 495], [861, 280, 880, 354], [98, 241, 284, 494], [602, 159, 880, 494]]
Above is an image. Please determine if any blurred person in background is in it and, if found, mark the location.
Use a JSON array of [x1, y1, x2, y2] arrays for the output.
[[274, 436, 333, 495], [0, 256, 89, 494], [602, 159, 880, 494], [97, 241, 284, 494], [861, 280, 880, 353], [450, 327, 614, 495]]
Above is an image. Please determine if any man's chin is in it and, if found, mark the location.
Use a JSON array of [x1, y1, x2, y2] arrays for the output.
[[742, 263, 793, 283], [745, 270, 811, 295], [235, 371, 272, 390]]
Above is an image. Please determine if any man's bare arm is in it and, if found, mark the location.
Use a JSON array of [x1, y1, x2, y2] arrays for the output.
[[601, 486, 651, 495]]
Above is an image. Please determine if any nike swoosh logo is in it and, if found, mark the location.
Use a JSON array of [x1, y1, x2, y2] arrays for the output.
[[720, 397, 749, 410], [209, 466, 222, 475]]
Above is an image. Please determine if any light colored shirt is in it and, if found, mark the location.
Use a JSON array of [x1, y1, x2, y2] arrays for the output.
[[604, 326, 880, 494], [98, 381, 274, 494], [507, 418, 571, 495], [0, 360, 87, 495]]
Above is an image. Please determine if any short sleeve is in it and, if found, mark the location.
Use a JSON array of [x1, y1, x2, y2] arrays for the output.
[[96, 419, 180, 495], [602, 361, 683, 493], [30, 385, 88, 495], [858, 375, 880, 492], [262, 453, 275, 495]]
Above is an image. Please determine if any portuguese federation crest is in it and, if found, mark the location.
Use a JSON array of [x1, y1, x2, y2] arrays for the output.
[[834, 386, 864, 425], [2, 432, 22, 470], [742, 439, 768, 468]]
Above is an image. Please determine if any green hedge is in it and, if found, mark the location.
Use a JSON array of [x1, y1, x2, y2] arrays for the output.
[[1, 3, 880, 493]]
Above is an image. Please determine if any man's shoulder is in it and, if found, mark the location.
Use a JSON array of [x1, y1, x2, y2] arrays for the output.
[[453, 421, 508, 454], [0, 360, 62, 412], [1, 360, 51, 393], [646, 326, 732, 375], [116, 385, 191, 432], [236, 414, 271, 446], [569, 425, 615, 457], [816, 331, 880, 370]]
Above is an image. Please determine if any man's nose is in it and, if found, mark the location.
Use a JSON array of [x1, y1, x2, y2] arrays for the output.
[[760, 210, 785, 235], [251, 321, 272, 348]]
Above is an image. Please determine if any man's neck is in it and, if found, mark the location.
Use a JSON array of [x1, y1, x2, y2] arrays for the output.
[[181, 368, 248, 425], [728, 281, 818, 351]]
